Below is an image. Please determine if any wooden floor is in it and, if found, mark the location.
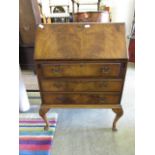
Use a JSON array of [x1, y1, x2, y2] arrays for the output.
[[20, 62, 135, 155]]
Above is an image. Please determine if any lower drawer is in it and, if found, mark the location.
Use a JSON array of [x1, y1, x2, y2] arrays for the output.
[[42, 92, 120, 105], [40, 79, 123, 92]]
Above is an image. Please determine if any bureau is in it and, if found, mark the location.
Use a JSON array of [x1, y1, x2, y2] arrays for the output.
[[34, 23, 128, 131]]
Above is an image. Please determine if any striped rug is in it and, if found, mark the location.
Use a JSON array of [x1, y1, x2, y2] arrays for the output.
[[19, 113, 58, 155]]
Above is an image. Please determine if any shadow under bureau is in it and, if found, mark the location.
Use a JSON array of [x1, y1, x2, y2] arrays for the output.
[[34, 23, 128, 131]]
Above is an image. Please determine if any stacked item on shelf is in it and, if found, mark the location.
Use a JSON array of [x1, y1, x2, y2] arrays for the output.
[[37, 0, 70, 23]]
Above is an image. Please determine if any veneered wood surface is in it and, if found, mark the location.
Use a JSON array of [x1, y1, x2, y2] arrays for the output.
[[40, 79, 123, 92], [34, 23, 127, 60], [19, 0, 35, 45], [19, 0, 41, 45], [34, 23, 128, 131], [40, 104, 121, 109], [42, 92, 120, 105], [40, 62, 122, 78]]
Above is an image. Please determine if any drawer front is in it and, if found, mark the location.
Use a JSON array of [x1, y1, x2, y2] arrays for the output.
[[40, 79, 123, 92], [40, 63, 122, 78], [42, 93, 120, 105]]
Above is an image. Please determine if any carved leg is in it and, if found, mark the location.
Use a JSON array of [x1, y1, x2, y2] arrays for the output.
[[112, 107, 123, 131], [39, 106, 50, 131]]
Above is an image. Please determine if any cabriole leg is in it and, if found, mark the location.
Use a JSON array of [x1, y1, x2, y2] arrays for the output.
[[39, 106, 50, 131], [112, 107, 123, 131]]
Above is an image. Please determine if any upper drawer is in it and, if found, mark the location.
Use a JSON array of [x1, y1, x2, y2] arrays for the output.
[[40, 63, 122, 78]]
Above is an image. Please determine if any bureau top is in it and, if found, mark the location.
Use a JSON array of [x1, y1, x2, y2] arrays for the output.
[[34, 23, 128, 60]]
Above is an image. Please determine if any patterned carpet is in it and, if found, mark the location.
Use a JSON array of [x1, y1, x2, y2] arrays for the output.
[[19, 113, 58, 155]]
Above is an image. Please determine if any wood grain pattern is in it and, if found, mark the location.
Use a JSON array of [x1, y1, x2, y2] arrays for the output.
[[39, 106, 50, 130], [19, 0, 41, 45], [34, 23, 127, 60], [40, 104, 122, 109], [112, 107, 124, 131], [34, 23, 128, 131], [42, 92, 120, 105], [40, 79, 123, 92], [19, 0, 35, 45], [40, 62, 122, 78]]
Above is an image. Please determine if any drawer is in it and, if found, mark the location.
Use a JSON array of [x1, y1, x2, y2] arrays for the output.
[[40, 79, 123, 92], [40, 63, 122, 78], [42, 92, 120, 105]]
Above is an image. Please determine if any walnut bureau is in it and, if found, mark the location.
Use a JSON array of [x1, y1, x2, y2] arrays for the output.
[[34, 23, 128, 131]]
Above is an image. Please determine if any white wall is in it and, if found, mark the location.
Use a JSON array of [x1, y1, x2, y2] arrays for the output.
[[111, 0, 135, 36]]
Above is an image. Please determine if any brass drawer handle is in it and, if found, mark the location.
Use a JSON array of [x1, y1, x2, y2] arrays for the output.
[[51, 68, 62, 73], [56, 97, 66, 102], [102, 66, 110, 73], [53, 83, 62, 88], [56, 97, 73, 103], [101, 82, 108, 87], [98, 97, 106, 103]]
